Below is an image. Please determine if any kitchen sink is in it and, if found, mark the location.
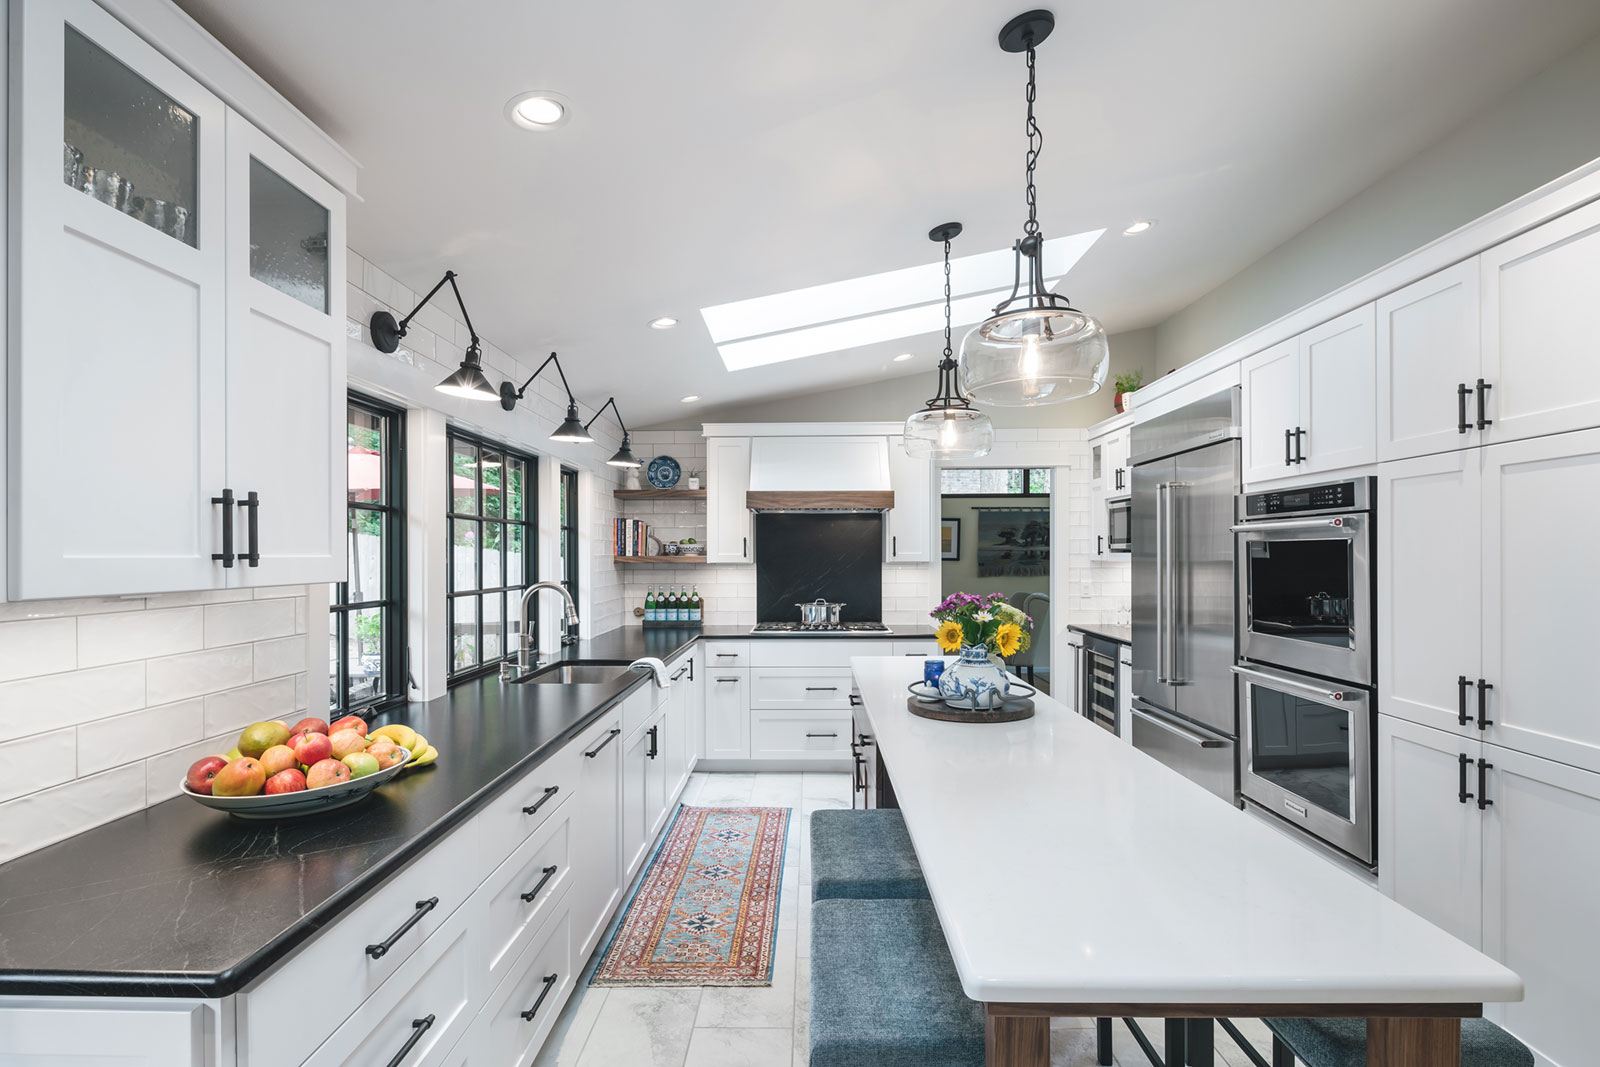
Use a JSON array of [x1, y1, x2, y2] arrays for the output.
[[516, 660, 641, 686]]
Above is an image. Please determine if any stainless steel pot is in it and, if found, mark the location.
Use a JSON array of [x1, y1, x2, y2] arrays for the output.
[[796, 598, 845, 626]]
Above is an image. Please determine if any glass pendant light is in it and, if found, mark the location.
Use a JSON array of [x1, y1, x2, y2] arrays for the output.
[[904, 223, 994, 459], [959, 10, 1109, 407]]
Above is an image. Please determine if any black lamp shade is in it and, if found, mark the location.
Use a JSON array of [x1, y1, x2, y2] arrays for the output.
[[550, 402, 595, 443], [607, 433, 642, 468], [434, 347, 498, 401]]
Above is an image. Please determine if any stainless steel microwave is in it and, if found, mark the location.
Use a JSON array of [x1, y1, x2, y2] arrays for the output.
[[1106, 496, 1131, 554]]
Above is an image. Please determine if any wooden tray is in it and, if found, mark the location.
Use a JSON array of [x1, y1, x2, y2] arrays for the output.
[[905, 681, 1036, 723]]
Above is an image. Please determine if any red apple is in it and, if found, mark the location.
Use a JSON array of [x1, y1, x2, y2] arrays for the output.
[[259, 744, 298, 776], [366, 739, 404, 770], [330, 715, 368, 738], [291, 716, 330, 736], [263, 768, 307, 794], [290, 730, 333, 767], [184, 755, 229, 795], [328, 727, 367, 760], [212, 757, 266, 797], [306, 758, 351, 789]]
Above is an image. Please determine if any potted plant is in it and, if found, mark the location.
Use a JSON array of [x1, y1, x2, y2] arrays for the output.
[[686, 470, 702, 491], [1113, 369, 1143, 414], [930, 593, 1033, 706]]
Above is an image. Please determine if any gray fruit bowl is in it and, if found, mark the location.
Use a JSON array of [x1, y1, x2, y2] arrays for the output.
[[178, 748, 411, 819]]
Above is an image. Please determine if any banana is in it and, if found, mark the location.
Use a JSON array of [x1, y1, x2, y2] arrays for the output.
[[370, 724, 418, 751], [410, 745, 438, 767]]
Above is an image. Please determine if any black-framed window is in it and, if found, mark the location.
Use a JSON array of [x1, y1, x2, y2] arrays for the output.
[[559, 467, 579, 603], [447, 429, 535, 682], [940, 468, 1053, 496], [330, 395, 406, 715]]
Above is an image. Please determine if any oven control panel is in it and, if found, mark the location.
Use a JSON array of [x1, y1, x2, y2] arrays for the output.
[[1239, 477, 1372, 519]]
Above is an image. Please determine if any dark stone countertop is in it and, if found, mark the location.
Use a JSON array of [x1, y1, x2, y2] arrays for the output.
[[1068, 622, 1133, 646], [0, 624, 931, 999]]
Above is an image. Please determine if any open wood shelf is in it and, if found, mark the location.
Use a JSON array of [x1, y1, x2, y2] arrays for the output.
[[614, 555, 708, 564], [613, 488, 706, 500]]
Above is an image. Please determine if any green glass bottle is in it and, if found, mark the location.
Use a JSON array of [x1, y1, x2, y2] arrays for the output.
[[690, 586, 703, 624], [645, 587, 657, 624]]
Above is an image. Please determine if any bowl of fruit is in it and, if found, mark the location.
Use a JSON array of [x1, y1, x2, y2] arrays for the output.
[[180, 717, 438, 819]]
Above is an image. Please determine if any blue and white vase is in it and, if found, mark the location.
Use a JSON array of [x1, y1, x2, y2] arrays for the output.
[[938, 645, 1010, 708]]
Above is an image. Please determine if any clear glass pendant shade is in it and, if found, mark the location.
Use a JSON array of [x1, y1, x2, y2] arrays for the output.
[[903, 406, 994, 459], [959, 306, 1109, 406]]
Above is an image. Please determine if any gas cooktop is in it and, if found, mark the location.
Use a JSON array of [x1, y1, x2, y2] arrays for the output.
[[750, 622, 893, 635]]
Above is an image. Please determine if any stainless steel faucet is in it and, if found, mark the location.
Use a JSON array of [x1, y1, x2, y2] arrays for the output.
[[518, 581, 581, 670]]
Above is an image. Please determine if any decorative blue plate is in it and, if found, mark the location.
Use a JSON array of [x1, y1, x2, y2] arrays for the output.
[[646, 455, 681, 489]]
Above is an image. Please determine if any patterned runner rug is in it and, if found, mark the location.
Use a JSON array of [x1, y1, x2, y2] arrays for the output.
[[591, 805, 790, 986]]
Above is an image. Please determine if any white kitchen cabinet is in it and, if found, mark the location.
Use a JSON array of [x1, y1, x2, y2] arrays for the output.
[[1481, 744, 1600, 1067], [571, 710, 622, 958], [750, 710, 852, 760], [1377, 715, 1483, 950], [473, 903, 574, 1067], [886, 436, 932, 561], [0, 1002, 216, 1066], [891, 640, 940, 658], [1116, 645, 1133, 743], [1241, 340, 1302, 484], [1089, 424, 1130, 558], [749, 666, 855, 711], [621, 702, 666, 882], [222, 111, 346, 586], [704, 668, 749, 758], [1376, 260, 1482, 462], [1480, 198, 1600, 448], [1061, 631, 1083, 715], [705, 436, 753, 563]]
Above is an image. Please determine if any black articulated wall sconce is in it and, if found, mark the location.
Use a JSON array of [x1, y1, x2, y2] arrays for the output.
[[500, 351, 594, 443], [584, 398, 642, 468], [369, 271, 498, 402]]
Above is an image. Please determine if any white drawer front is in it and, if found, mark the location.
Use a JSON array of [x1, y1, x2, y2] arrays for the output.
[[891, 640, 941, 658], [750, 667, 854, 710], [479, 800, 574, 990], [702, 641, 751, 667], [477, 737, 581, 865], [750, 640, 885, 668], [476, 903, 574, 1067], [619, 685, 657, 739], [751, 711, 853, 759], [0, 1003, 208, 1066], [302, 900, 478, 1067], [240, 821, 479, 1067]]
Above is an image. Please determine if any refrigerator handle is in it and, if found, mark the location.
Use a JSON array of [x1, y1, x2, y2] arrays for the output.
[[1165, 482, 1185, 685], [1154, 483, 1168, 684]]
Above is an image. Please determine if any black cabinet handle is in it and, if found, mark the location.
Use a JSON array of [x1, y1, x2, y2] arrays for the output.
[[584, 727, 621, 757], [853, 752, 866, 793], [520, 865, 559, 903], [742, 536, 748, 558], [520, 973, 559, 1021], [892, 535, 897, 557], [805, 686, 838, 691], [1477, 758, 1493, 810], [239, 491, 260, 566], [523, 785, 559, 815], [806, 731, 838, 738], [858, 733, 873, 746], [366, 897, 438, 959], [715, 653, 740, 658], [1457, 675, 1471, 727], [384, 1015, 435, 1067], [211, 489, 235, 567], [1457, 383, 1472, 434], [1476, 678, 1494, 730], [671, 666, 690, 681], [1475, 379, 1493, 430], [1284, 428, 1293, 466], [1294, 427, 1307, 463], [1097, 534, 1104, 556], [646, 724, 658, 759], [1458, 752, 1474, 805], [715, 676, 740, 683], [848, 693, 862, 705]]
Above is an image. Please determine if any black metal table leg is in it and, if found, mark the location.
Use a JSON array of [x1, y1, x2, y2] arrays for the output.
[[1096, 1018, 1113, 1066], [1185, 1019, 1214, 1067], [1165, 1018, 1188, 1067]]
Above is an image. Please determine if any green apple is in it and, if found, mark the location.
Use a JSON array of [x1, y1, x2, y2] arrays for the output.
[[342, 751, 381, 779]]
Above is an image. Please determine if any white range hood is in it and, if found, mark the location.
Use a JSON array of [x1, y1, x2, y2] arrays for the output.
[[745, 436, 895, 511]]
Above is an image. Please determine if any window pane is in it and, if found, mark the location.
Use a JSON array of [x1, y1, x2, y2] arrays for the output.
[[348, 510, 383, 602], [452, 519, 478, 590], [506, 459, 526, 521], [249, 158, 329, 312], [506, 524, 524, 587], [483, 593, 503, 662], [1028, 469, 1052, 493], [452, 597, 478, 670], [327, 611, 340, 713], [452, 440, 479, 514], [64, 28, 197, 247], [483, 522, 505, 589], [483, 452, 503, 517], [940, 468, 1027, 495], [348, 607, 383, 705], [348, 406, 385, 503]]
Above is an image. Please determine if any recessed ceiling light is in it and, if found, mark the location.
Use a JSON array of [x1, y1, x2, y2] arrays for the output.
[[649, 316, 679, 330], [680, 395, 701, 403], [893, 353, 915, 362], [1122, 220, 1155, 236], [505, 91, 573, 131]]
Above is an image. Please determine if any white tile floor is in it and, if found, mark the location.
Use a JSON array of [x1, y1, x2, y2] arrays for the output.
[[533, 771, 1290, 1067]]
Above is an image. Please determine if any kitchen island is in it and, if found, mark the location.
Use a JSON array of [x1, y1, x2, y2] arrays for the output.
[[849, 655, 1522, 1067]]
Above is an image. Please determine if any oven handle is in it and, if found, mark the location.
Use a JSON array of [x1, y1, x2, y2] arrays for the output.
[[1229, 517, 1354, 533], [1131, 701, 1229, 748], [1230, 664, 1353, 704]]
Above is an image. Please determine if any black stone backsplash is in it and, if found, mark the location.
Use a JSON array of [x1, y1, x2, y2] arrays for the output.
[[755, 513, 884, 622]]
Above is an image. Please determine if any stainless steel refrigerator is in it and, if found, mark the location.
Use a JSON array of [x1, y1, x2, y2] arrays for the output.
[[1129, 386, 1241, 803]]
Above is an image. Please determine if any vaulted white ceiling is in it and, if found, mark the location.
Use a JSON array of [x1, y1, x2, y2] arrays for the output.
[[177, 0, 1600, 425]]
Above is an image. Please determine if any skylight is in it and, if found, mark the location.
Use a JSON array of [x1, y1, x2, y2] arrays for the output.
[[701, 230, 1103, 371]]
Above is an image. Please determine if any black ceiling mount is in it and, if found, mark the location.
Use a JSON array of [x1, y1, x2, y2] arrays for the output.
[[927, 222, 964, 243], [998, 9, 1055, 53]]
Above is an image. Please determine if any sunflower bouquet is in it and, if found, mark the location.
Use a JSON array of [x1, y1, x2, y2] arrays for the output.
[[931, 592, 1033, 660]]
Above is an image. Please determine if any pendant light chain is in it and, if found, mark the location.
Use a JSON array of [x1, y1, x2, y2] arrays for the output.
[[942, 237, 954, 360], [1023, 43, 1042, 238]]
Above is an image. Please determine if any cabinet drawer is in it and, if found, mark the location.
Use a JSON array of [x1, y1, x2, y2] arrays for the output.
[[750, 640, 884, 668], [0, 1003, 210, 1066], [475, 903, 574, 1067], [301, 901, 478, 1067], [751, 711, 853, 759], [477, 737, 581, 865], [657, 653, 693, 710], [620, 685, 657, 738], [240, 821, 479, 1067], [750, 667, 855, 710], [702, 641, 751, 667], [479, 799, 574, 991], [891, 640, 941, 658]]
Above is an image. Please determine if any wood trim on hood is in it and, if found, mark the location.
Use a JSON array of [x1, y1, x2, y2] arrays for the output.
[[745, 491, 895, 511]]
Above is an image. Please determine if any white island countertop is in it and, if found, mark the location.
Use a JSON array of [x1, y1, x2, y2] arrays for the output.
[[850, 655, 1522, 1008]]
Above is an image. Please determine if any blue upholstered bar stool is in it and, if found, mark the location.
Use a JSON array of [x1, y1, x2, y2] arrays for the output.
[[1264, 1017, 1533, 1067], [809, 808, 930, 901]]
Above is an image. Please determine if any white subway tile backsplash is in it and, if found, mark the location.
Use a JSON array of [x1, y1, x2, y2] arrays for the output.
[[202, 678, 298, 736], [0, 763, 146, 865], [0, 596, 144, 622], [204, 598, 296, 647], [0, 662, 146, 743], [76, 699, 206, 777], [0, 617, 77, 682], [143, 588, 255, 609], [78, 606, 204, 667], [147, 645, 255, 706], [254, 636, 307, 681], [0, 728, 78, 803]]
